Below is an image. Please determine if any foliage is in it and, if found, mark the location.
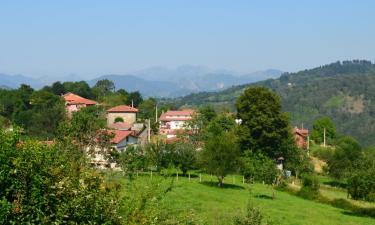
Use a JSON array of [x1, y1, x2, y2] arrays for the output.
[[199, 130, 240, 187], [311, 116, 336, 145], [310, 144, 334, 162], [0, 129, 121, 224], [298, 174, 321, 200], [118, 146, 146, 178], [169, 60, 375, 146], [57, 106, 114, 161], [128, 91, 143, 107], [13, 90, 66, 139], [236, 87, 296, 160], [170, 142, 197, 175], [241, 152, 278, 185], [93, 79, 115, 98], [327, 136, 363, 179], [347, 149, 375, 201], [115, 117, 124, 123], [233, 202, 272, 225]]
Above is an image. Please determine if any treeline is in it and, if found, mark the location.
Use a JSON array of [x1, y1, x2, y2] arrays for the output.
[[0, 79, 174, 139]]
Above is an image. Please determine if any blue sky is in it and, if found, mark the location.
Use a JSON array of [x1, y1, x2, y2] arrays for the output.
[[0, 0, 374, 78]]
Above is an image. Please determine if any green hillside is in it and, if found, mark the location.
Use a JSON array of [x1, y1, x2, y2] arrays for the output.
[[171, 60, 375, 146]]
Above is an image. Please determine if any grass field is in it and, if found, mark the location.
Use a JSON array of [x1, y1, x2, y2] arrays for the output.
[[116, 173, 375, 225]]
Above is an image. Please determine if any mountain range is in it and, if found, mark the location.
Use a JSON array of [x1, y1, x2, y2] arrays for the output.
[[0, 66, 282, 97]]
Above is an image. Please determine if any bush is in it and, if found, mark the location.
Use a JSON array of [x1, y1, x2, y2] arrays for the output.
[[114, 117, 124, 123], [233, 202, 272, 225], [241, 152, 278, 185], [0, 129, 121, 224], [298, 174, 320, 200]]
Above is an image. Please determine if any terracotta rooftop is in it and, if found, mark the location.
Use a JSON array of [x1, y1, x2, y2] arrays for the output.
[[63, 92, 97, 105], [107, 105, 138, 113], [159, 110, 195, 121], [110, 130, 136, 144]]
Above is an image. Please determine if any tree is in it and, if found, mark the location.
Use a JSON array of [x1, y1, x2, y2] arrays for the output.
[[236, 87, 295, 159], [346, 147, 375, 201], [93, 79, 115, 98], [327, 136, 363, 179], [241, 152, 278, 185], [311, 116, 336, 145], [138, 98, 157, 121], [100, 93, 128, 107], [12, 90, 66, 139], [118, 145, 146, 178], [200, 130, 240, 187], [128, 91, 143, 107], [62, 81, 94, 99], [50, 81, 66, 95], [172, 142, 197, 175], [57, 105, 113, 159]]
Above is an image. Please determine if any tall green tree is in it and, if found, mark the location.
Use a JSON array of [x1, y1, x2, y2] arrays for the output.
[[236, 87, 295, 159], [311, 116, 336, 145]]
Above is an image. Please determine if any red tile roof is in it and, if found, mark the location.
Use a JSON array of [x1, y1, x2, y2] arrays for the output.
[[107, 105, 138, 113], [63, 92, 97, 105], [110, 130, 136, 144], [159, 110, 195, 121]]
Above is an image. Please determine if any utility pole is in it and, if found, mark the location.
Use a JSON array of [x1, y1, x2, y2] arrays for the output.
[[323, 128, 326, 147], [155, 104, 158, 123], [307, 135, 310, 156], [148, 119, 151, 143]]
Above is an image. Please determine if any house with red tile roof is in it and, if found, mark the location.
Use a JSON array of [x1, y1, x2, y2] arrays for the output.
[[293, 127, 309, 149], [107, 105, 138, 126], [62, 92, 97, 115], [159, 109, 195, 138], [110, 130, 138, 151]]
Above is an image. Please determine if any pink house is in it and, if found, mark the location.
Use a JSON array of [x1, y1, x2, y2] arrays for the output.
[[62, 92, 97, 115]]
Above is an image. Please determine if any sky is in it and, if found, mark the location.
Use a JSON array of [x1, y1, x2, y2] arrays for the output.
[[0, 0, 375, 78]]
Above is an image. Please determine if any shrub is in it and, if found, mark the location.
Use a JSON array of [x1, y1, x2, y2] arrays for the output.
[[0, 129, 122, 224], [298, 174, 320, 200], [114, 117, 124, 123], [233, 202, 272, 225]]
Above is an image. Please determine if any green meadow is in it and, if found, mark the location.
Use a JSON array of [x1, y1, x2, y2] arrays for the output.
[[117, 173, 375, 225]]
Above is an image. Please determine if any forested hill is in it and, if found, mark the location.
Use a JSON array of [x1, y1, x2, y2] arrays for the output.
[[170, 60, 375, 146]]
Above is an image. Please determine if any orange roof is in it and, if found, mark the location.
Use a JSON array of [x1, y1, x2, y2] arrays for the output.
[[63, 92, 97, 105], [159, 110, 195, 121], [110, 130, 136, 144], [107, 105, 138, 113]]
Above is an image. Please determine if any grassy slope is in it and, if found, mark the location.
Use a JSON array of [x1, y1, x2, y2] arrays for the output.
[[156, 175, 375, 225]]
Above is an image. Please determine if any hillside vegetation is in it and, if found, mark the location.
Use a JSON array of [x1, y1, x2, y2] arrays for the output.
[[171, 60, 375, 146]]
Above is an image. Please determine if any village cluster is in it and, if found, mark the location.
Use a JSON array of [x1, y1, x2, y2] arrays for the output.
[[64, 92, 309, 167]]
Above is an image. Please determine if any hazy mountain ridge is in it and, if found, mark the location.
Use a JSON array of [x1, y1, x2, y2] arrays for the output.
[[0, 66, 282, 97]]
